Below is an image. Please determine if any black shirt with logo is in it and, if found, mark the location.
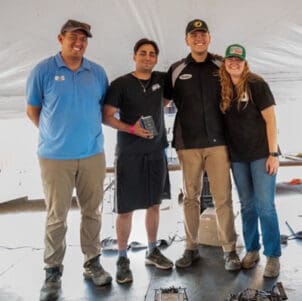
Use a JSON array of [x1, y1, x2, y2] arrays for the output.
[[223, 78, 276, 162], [164, 53, 226, 150], [104, 72, 168, 155]]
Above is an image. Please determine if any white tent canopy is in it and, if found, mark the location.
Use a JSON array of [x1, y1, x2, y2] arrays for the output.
[[0, 0, 302, 150], [1, 0, 302, 103], [1, 0, 302, 202]]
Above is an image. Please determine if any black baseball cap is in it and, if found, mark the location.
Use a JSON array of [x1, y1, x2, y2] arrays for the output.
[[186, 19, 209, 35]]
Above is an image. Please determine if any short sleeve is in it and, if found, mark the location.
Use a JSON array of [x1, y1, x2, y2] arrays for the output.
[[104, 78, 123, 109], [97, 66, 109, 105], [251, 79, 276, 111], [26, 65, 43, 107]]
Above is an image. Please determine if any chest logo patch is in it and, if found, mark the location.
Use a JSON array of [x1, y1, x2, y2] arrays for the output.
[[54, 75, 65, 81], [152, 83, 161, 91], [179, 74, 192, 80], [240, 92, 249, 102]]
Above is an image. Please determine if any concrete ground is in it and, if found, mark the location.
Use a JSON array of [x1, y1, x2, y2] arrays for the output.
[[0, 168, 302, 300]]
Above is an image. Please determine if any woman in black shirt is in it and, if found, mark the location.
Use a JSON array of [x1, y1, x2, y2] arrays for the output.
[[219, 44, 281, 278]]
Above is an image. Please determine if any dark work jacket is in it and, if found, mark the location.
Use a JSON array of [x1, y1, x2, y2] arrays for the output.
[[165, 53, 226, 150]]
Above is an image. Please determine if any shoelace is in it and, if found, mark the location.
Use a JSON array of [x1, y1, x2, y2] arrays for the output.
[[226, 252, 238, 261], [46, 271, 61, 282], [152, 247, 160, 256], [120, 262, 129, 271]]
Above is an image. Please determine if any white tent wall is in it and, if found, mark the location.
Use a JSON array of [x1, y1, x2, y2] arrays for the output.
[[1, 0, 302, 99], [0, 0, 302, 201]]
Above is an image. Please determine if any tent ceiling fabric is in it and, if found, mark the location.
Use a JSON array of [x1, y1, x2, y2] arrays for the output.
[[1, 0, 302, 104]]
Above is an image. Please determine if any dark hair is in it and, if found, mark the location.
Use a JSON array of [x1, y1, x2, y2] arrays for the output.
[[133, 38, 159, 55]]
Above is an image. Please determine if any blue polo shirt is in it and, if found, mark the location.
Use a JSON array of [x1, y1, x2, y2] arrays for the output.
[[26, 53, 108, 159]]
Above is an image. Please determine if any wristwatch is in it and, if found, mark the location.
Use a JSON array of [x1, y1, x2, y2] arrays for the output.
[[269, 152, 279, 157]]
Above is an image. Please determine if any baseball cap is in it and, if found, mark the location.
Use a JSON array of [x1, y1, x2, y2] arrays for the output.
[[186, 19, 209, 35], [225, 44, 246, 60], [60, 19, 92, 37]]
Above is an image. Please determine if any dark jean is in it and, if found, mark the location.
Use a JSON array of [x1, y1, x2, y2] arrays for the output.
[[232, 158, 281, 257]]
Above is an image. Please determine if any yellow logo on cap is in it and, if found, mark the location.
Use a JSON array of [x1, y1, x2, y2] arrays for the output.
[[193, 21, 202, 28]]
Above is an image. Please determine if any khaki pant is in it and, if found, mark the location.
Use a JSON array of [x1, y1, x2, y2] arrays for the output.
[[39, 153, 105, 267], [177, 146, 237, 252]]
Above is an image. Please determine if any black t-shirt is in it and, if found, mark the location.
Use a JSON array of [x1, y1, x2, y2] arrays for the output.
[[164, 53, 226, 150], [223, 78, 276, 162], [104, 72, 168, 155]]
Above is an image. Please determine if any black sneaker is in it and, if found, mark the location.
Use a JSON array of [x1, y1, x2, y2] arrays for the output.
[[40, 265, 63, 301], [83, 255, 112, 286], [145, 247, 173, 269], [116, 257, 133, 284], [224, 251, 241, 271], [175, 249, 200, 268]]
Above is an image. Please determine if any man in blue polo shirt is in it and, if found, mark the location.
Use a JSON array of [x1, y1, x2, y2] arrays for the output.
[[26, 19, 112, 301]]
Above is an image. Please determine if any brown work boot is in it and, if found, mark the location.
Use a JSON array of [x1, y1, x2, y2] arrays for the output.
[[40, 265, 63, 301], [175, 249, 200, 268], [263, 256, 280, 278], [116, 256, 133, 284], [224, 251, 241, 271], [83, 255, 112, 286], [145, 247, 173, 269], [241, 251, 260, 269]]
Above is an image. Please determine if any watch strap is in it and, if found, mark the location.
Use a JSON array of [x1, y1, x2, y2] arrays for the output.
[[269, 152, 279, 157]]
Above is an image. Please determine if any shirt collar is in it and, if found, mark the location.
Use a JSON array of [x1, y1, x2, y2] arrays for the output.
[[54, 52, 91, 71], [185, 52, 211, 64]]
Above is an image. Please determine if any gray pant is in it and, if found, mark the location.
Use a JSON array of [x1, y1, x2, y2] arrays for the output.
[[39, 153, 105, 268]]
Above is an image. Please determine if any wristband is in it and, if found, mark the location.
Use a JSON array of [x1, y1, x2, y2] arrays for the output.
[[129, 125, 135, 135]]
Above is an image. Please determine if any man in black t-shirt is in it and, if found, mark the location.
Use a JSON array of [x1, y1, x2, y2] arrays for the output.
[[164, 19, 240, 271], [103, 38, 173, 284]]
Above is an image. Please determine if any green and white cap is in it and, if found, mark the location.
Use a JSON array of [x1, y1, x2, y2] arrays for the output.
[[225, 44, 246, 60]]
